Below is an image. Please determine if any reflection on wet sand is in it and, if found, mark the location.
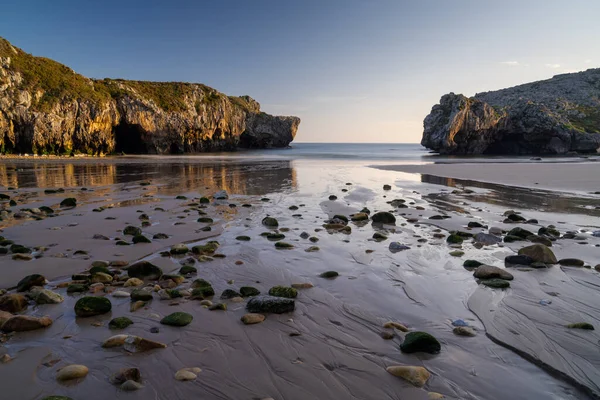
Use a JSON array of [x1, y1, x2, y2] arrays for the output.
[[421, 173, 600, 217], [0, 161, 297, 196]]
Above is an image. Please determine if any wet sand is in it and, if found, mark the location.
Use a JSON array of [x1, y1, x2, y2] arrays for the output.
[[0, 157, 599, 400], [376, 162, 600, 193]]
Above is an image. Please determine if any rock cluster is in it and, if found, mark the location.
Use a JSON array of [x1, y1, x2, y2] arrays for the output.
[[0, 37, 300, 155], [422, 69, 600, 154]]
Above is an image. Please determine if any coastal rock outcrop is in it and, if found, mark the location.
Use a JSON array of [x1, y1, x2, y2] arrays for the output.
[[0, 37, 300, 155], [422, 69, 600, 154]]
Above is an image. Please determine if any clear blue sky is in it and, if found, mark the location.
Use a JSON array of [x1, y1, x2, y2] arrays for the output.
[[1, 0, 598, 143]]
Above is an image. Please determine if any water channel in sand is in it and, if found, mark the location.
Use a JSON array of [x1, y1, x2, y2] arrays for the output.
[[0, 156, 598, 400]]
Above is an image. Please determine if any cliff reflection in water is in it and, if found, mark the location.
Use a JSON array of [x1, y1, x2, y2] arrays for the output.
[[0, 160, 297, 196], [421, 173, 600, 217]]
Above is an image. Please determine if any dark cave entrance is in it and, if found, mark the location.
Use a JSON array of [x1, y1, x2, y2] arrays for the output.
[[114, 122, 149, 154], [169, 142, 182, 154]]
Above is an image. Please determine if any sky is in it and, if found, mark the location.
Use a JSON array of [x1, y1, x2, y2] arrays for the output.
[[1, 0, 598, 143]]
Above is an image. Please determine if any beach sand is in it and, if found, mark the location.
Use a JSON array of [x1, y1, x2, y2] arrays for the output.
[[0, 157, 598, 400], [376, 161, 600, 193]]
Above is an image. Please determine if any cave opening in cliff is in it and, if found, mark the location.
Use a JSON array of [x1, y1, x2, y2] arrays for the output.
[[114, 122, 149, 154]]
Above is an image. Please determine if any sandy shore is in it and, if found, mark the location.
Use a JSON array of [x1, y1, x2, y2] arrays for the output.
[[0, 158, 599, 400], [375, 162, 600, 193]]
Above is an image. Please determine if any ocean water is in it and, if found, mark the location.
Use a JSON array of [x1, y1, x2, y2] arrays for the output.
[[237, 142, 428, 161]]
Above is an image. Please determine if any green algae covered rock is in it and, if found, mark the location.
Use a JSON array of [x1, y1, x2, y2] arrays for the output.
[[74, 296, 112, 317], [400, 331, 441, 354], [268, 286, 298, 298], [161, 312, 193, 327]]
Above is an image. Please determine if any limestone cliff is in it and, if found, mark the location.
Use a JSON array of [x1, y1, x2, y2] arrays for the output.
[[0, 37, 300, 155], [422, 69, 600, 155]]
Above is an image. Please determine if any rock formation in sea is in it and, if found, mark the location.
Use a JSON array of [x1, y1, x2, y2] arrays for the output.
[[0, 37, 300, 155], [422, 68, 600, 155]]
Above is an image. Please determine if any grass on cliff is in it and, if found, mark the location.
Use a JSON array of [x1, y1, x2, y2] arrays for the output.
[[569, 107, 600, 133], [0, 38, 111, 110], [0, 37, 252, 114]]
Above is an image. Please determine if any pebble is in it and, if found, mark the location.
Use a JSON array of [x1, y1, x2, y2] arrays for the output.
[[383, 321, 409, 332], [453, 326, 476, 337], [175, 368, 199, 381], [121, 380, 143, 391], [112, 291, 130, 298], [386, 365, 430, 387], [241, 313, 266, 325], [389, 242, 410, 253], [56, 364, 89, 381], [291, 283, 314, 289]]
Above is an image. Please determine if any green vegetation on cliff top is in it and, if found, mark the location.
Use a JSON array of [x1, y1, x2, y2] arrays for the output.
[[0, 37, 254, 113]]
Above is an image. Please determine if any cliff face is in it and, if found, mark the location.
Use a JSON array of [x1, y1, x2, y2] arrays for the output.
[[0, 37, 300, 155], [422, 69, 600, 155]]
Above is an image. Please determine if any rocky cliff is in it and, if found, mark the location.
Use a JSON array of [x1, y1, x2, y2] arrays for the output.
[[0, 37, 300, 155], [422, 69, 600, 155]]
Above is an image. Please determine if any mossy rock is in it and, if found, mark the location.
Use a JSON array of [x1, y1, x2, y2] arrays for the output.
[[507, 227, 534, 239], [463, 260, 483, 269], [266, 233, 285, 241], [67, 284, 88, 293], [89, 265, 110, 275], [373, 232, 388, 241], [320, 271, 339, 279], [268, 286, 298, 298], [446, 234, 463, 244], [262, 217, 279, 227], [192, 241, 219, 255], [275, 242, 293, 249], [169, 244, 189, 255], [518, 244, 557, 264], [175, 195, 187, 200], [60, 198, 77, 208], [236, 236, 251, 241], [166, 289, 182, 298], [161, 312, 193, 327], [10, 244, 32, 254], [123, 226, 142, 236], [190, 279, 215, 298], [109, 316, 133, 329], [449, 250, 464, 257], [240, 286, 260, 297], [309, 237, 319, 243], [467, 221, 485, 228], [127, 261, 163, 280], [220, 289, 242, 299], [179, 265, 197, 275], [74, 296, 112, 317], [400, 331, 441, 354], [328, 195, 337, 200], [0, 193, 10, 200], [17, 273, 46, 291], [39, 206, 54, 214], [333, 214, 349, 223], [503, 235, 523, 243], [130, 289, 153, 301], [371, 212, 396, 224], [197, 217, 213, 223], [481, 279, 510, 289], [209, 303, 227, 311], [153, 233, 169, 239], [351, 212, 369, 221], [567, 322, 594, 330], [505, 213, 526, 222], [539, 226, 560, 237], [199, 197, 210, 204], [116, 240, 131, 246], [132, 235, 151, 244], [0, 239, 14, 246]]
